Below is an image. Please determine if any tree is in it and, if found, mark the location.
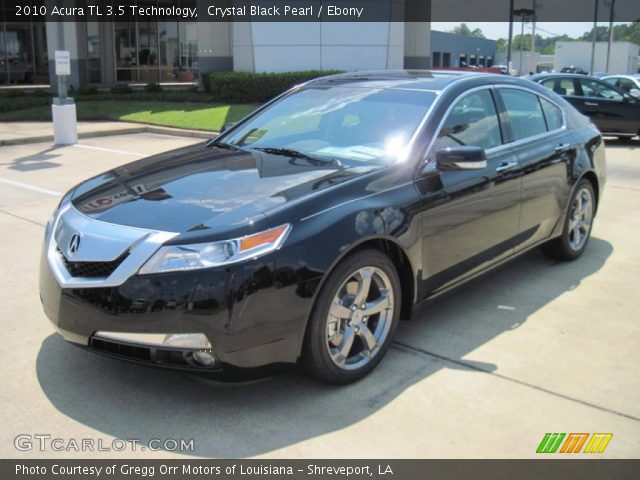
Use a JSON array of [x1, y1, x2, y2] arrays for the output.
[[450, 23, 486, 39], [495, 34, 573, 55], [579, 21, 640, 45], [580, 26, 610, 42]]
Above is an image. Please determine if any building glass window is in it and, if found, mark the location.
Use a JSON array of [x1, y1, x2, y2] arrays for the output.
[[86, 22, 101, 83], [0, 9, 49, 85], [115, 21, 138, 82]]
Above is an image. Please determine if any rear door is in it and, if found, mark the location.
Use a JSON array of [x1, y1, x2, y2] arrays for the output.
[[496, 87, 576, 249]]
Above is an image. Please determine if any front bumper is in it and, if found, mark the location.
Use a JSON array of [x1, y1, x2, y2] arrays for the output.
[[39, 206, 318, 371], [40, 251, 312, 370]]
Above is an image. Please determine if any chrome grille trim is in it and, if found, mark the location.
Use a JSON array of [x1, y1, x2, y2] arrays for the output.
[[45, 203, 179, 288]]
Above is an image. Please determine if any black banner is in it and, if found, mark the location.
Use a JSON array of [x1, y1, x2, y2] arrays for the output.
[[2, 0, 640, 22], [3, 460, 640, 480]]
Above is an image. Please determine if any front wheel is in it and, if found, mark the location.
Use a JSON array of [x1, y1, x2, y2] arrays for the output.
[[542, 179, 596, 261], [301, 249, 401, 384]]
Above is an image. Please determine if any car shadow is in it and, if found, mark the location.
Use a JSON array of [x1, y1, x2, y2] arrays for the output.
[[35, 237, 612, 457], [603, 137, 639, 150]]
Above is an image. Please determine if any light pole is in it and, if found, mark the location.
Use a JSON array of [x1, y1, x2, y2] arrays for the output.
[[604, 0, 615, 72], [589, 0, 599, 74], [514, 8, 534, 75], [507, 0, 515, 74], [530, 0, 542, 74]]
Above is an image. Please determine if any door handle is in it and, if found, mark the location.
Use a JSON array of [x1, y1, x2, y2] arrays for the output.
[[496, 161, 518, 172], [554, 143, 572, 153], [584, 101, 599, 106]]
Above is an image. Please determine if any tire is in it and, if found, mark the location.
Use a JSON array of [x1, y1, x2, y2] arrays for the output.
[[300, 249, 401, 384], [542, 179, 596, 261]]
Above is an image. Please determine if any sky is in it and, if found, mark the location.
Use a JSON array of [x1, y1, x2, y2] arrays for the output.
[[431, 22, 630, 40]]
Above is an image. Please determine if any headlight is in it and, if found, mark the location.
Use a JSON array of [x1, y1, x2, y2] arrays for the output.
[[138, 224, 290, 274]]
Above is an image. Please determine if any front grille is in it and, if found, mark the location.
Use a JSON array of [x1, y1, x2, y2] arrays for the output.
[[90, 337, 152, 361], [57, 248, 128, 278], [90, 337, 219, 370]]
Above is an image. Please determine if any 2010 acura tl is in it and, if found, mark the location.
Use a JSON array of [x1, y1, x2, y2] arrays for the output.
[[40, 71, 605, 384]]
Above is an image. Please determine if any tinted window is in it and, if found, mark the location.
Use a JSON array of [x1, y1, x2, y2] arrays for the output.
[[539, 97, 563, 131], [223, 87, 436, 164], [541, 78, 578, 96], [432, 89, 502, 151], [579, 79, 624, 101], [613, 78, 635, 92], [500, 89, 547, 141]]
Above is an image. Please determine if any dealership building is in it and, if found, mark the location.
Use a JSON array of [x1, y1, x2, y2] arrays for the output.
[[1, 16, 430, 87]]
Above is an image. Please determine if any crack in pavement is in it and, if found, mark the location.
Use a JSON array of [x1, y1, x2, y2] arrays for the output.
[[391, 341, 640, 422], [0, 208, 46, 227]]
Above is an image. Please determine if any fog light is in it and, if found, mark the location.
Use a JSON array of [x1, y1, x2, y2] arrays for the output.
[[163, 333, 212, 349], [191, 351, 217, 367]]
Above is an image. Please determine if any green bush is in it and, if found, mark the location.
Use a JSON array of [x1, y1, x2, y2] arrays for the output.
[[202, 70, 343, 103], [110, 84, 132, 94], [144, 82, 163, 93], [0, 94, 51, 112], [75, 84, 98, 95]]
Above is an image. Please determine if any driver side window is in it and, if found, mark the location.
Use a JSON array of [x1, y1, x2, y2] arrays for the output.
[[431, 89, 503, 154], [579, 79, 624, 101]]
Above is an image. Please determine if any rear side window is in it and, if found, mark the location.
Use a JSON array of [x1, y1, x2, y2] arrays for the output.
[[432, 89, 502, 151], [539, 97, 564, 131], [500, 89, 547, 141], [541, 78, 578, 96]]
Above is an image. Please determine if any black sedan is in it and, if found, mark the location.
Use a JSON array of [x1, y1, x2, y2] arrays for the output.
[[530, 73, 640, 139], [40, 71, 606, 384]]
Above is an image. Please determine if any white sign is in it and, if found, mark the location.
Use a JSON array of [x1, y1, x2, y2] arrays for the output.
[[54, 50, 71, 76]]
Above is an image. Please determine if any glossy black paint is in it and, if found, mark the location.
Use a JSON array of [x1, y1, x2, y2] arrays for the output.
[[529, 73, 640, 136], [40, 71, 606, 370]]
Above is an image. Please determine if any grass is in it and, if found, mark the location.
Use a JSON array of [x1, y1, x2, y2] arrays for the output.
[[0, 100, 258, 132]]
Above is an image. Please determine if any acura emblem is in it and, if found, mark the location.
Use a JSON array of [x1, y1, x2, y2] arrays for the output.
[[68, 233, 81, 256]]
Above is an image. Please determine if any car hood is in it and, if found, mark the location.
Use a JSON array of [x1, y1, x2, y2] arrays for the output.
[[70, 143, 375, 233]]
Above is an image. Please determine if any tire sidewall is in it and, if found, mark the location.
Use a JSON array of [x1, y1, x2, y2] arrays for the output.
[[303, 249, 402, 384], [560, 179, 595, 259]]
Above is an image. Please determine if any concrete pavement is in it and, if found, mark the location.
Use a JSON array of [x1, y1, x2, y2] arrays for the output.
[[0, 133, 638, 458]]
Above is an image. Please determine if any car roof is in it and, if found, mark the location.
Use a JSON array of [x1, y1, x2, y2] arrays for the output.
[[603, 74, 640, 79], [529, 73, 602, 81], [305, 69, 506, 92]]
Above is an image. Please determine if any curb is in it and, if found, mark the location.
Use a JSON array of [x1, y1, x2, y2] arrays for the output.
[[0, 124, 216, 146]]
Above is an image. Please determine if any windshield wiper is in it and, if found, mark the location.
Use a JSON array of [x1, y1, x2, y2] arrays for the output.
[[252, 147, 342, 167]]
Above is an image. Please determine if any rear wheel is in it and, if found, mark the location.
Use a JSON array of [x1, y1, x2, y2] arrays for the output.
[[301, 249, 401, 384], [542, 179, 595, 260]]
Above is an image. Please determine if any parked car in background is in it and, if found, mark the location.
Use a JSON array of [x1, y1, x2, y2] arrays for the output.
[[561, 66, 588, 75], [40, 71, 606, 384], [530, 73, 640, 139], [603, 75, 640, 99], [590, 72, 610, 78]]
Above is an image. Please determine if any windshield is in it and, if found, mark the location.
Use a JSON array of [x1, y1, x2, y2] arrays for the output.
[[220, 86, 436, 165]]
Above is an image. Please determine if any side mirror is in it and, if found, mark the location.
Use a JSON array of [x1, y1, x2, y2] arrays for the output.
[[436, 146, 487, 170], [221, 122, 237, 133]]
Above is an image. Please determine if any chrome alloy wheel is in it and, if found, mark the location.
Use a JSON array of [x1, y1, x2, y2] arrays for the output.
[[568, 187, 594, 251], [325, 267, 394, 370]]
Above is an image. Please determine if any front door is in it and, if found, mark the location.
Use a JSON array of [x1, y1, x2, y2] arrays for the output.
[[416, 88, 522, 296], [576, 77, 638, 135]]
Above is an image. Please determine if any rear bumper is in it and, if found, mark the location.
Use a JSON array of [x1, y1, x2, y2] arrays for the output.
[[39, 250, 315, 370]]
